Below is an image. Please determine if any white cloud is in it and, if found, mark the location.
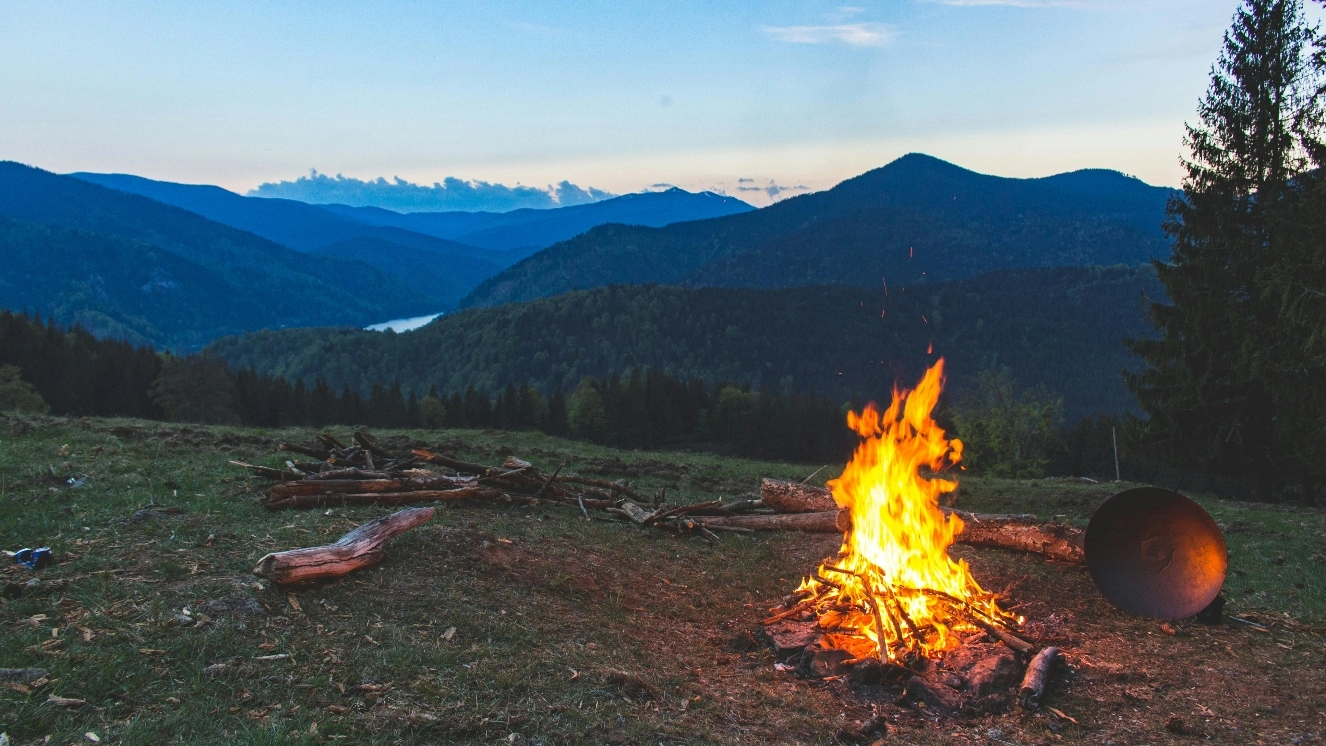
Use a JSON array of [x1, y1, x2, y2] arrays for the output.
[[762, 22, 894, 47]]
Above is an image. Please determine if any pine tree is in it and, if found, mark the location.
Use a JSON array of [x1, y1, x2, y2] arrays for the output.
[[1127, 0, 1320, 499]]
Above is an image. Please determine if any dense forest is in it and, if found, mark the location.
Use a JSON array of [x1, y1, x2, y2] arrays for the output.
[[0, 311, 855, 463], [210, 264, 1163, 421], [462, 153, 1172, 308]]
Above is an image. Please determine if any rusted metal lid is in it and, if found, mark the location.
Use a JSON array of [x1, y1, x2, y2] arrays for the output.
[[1085, 487, 1227, 620]]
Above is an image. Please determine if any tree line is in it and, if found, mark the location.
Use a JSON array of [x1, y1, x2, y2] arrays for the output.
[[0, 310, 854, 463]]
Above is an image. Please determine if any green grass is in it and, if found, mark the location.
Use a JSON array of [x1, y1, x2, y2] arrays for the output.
[[1, 416, 1323, 745]]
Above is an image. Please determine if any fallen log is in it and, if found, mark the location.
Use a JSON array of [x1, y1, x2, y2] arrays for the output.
[[263, 486, 507, 511], [252, 507, 434, 584], [411, 449, 492, 475], [759, 480, 1084, 563], [761, 478, 839, 513], [267, 476, 476, 498], [693, 511, 851, 533], [1019, 646, 1063, 708], [948, 510, 1083, 564]]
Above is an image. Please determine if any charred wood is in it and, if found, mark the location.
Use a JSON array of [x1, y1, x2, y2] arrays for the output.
[[1018, 646, 1063, 708]]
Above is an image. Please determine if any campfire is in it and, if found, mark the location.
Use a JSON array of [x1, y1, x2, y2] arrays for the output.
[[765, 360, 1056, 717], [780, 360, 1017, 663]]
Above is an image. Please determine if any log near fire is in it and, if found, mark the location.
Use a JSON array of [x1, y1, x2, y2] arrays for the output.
[[756, 478, 1085, 564]]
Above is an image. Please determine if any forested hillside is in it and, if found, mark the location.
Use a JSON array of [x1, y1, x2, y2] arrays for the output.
[[210, 264, 1163, 419], [462, 154, 1173, 308], [0, 163, 433, 349]]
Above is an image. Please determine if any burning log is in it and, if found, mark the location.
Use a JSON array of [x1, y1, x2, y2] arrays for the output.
[[252, 507, 434, 585], [1018, 646, 1063, 707], [770, 360, 1032, 668], [759, 479, 1085, 564]]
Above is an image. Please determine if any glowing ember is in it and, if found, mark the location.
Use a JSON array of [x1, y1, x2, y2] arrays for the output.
[[788, 359, 1014, 663]]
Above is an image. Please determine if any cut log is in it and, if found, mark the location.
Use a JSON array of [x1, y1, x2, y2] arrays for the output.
[[263, 486, 506, 511], [1019, 646, 1063, 708], [695, 511, 850, 533], [267, 476, 476, 498], [252, 507, 434, 584], [761, 478, 838, 513], [278, 442, 331, 459], [411, 449, 493, 475], [948, 511, 1084, 564], [758, 479, 1084, 563]]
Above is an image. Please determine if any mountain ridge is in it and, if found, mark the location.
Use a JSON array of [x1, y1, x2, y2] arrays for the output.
[[0, 162, 435, 349], [460, 154, 1175, 308]]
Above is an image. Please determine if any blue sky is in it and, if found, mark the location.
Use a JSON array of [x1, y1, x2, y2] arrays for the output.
[[3, 1, 1319, 205]]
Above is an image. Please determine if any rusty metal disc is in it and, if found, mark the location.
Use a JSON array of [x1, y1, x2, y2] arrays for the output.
[[1085, 487, 1227, 620]]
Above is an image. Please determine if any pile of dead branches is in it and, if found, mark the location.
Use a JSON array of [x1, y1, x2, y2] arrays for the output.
[[231, 432, 768, 538], [232, 432, 1084, 560]]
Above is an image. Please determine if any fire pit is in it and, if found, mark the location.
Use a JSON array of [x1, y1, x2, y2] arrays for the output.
[[764, 360, 1056, 717]]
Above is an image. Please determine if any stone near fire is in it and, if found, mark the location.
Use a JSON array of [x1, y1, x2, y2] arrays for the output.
[[961, 646, 1022, 697], [904, 676, 965, 716], [798, 645, 851, 678], [762, 620, 820, 658]]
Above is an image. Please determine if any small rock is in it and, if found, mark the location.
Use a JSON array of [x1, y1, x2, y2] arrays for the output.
[[965, 647, 1021, 697], [798, 646, 851, 679], [0, 668, 48, 684], [761, 620, 820, 659], [849, 658, 886, 685], [905, 676, 964, 716]]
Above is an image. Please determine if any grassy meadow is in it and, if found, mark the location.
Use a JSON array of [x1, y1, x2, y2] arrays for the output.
[[1, 416, 1323, 745]]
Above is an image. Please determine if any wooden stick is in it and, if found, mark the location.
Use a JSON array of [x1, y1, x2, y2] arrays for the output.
[[971, 618, 1036, 655], [861, 576, 900, 662], [278, 443, 331, 460], [252, 507, 434, 584], [267, 476, 476, 498], [306, 468, 392, 481], [230, 461, 301, 481], [1019, 646, 1063, 708], [534, 462, 566, 499], [411, 449, 494, 476], [263, 487, 506, 511], [762, 598, 814, 624], [353, 431, 395, 460]]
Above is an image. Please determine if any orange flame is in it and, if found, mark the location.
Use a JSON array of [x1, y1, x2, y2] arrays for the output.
[[794, 359, 1005, 662]]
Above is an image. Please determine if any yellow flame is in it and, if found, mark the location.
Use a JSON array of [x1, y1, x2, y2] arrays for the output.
[[794, 359, 1005, 661]]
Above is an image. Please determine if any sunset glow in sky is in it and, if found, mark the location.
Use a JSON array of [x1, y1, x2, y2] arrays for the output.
[[4, 1, 1320, 205]]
